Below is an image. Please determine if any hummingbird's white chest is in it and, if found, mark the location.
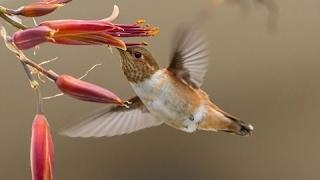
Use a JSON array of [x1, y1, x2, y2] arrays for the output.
[[130, 70, 207, 132]]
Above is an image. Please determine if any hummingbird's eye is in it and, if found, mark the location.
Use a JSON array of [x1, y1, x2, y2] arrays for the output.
[[134, 52, 143, 59]]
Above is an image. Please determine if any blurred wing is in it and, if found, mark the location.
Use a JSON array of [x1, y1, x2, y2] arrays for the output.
[[61, 96, 163, 137], [168, 25, 209, 88]]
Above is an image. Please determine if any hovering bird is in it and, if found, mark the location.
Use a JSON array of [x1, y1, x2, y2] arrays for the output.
[[62, 25, 253, 137]]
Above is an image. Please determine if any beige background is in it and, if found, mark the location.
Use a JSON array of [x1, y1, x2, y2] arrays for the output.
[[1, 0, 320, 179]]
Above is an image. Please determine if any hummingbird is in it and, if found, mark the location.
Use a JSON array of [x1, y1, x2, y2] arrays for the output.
[[62, 25, 254, 137]]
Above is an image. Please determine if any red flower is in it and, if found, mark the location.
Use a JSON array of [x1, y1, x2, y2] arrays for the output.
[[55, 74, 126, 106], [39, 20, 120, 33], [30, 113, 54, 180], [12, 5, 159, 50], [7, 0, 72, 17], [12, 25, 126, 50]]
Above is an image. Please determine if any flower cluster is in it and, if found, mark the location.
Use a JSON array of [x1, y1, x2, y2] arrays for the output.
[[11, 5, 159, 50], [0, 1, 160, 180]]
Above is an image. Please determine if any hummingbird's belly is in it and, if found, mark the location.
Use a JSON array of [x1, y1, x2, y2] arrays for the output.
[[131, 70, 206, 132]]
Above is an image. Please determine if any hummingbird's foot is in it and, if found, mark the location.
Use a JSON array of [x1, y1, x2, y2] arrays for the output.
[[122, 101, 132, 108], [125, 101, 133, 105]]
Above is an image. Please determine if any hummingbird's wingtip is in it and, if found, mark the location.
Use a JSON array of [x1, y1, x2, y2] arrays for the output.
[[248, 124, 254, 131]]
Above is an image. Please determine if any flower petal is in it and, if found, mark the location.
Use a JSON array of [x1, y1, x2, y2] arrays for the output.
[[100, 5, 119, 22], [53, 32, 126, 50], [40, 20, 119, 33], [13, 26, 53, 50]]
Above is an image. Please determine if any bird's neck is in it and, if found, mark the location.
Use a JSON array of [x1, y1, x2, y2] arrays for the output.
[[121, 60, 159, 83]]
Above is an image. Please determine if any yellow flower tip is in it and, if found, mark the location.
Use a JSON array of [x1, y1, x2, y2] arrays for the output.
[[47, 29, 57, 38], [142, 41, 149, 46], [47, 29, 59, 42], [136, 19, 146, 24], [149, 27, 160, 36]]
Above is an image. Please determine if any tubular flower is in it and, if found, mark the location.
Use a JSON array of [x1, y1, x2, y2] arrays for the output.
[[11, 5, 159, 50], [55, 74, 126, 106], [12, 25, 126, 50], [39, 20, 120, 33], [7, 0, 72, 17], [30, 113, 54, 180]]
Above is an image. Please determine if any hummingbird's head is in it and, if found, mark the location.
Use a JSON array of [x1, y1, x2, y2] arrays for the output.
[[117, 46, 160, 83]]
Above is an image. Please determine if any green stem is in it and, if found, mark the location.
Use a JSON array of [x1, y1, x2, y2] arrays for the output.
[[0, 6, 27, 30]]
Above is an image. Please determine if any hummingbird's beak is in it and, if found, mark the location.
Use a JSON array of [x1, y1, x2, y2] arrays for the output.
[[116, 47, 126, 52], [116, 47, 128, 61], [116, 47, 126, 55]]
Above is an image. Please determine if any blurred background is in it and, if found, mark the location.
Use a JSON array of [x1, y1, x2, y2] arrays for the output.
[[0, 0, 320, 179]]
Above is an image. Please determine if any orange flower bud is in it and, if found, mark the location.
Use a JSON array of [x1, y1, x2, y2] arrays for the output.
[[30, 113, 54, 180], [9, 0, 72, 17], [56, 74, 125, 106]]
